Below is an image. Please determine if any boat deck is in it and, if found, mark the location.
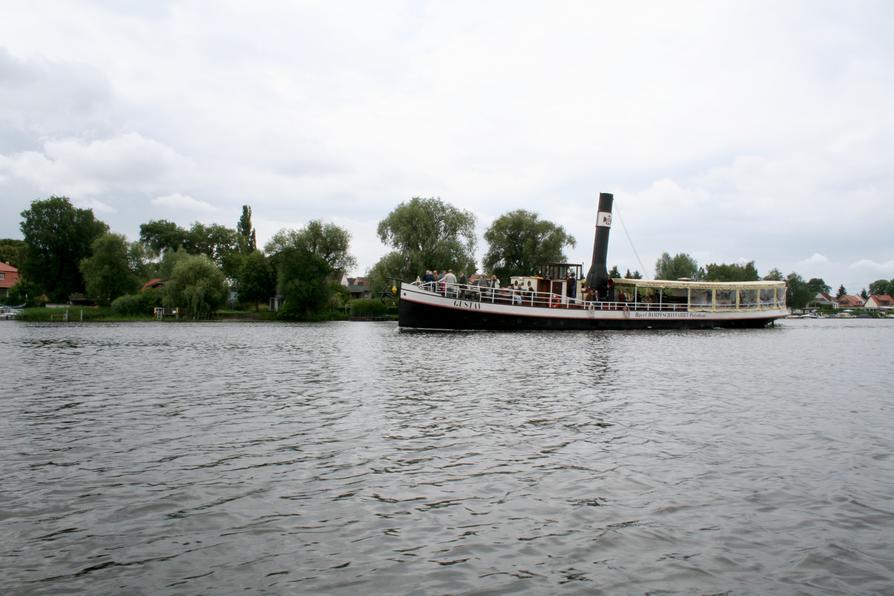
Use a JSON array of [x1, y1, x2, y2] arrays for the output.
[[399, 280, 788, 330]]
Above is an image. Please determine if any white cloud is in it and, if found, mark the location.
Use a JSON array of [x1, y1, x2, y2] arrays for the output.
[[0, 133, 191, 198], [151, 193, 216, 213], [77, 197, 116, 214], [849, 259, 894, 272], [799, 253, 830, 267], [0, 1, 893, 290]]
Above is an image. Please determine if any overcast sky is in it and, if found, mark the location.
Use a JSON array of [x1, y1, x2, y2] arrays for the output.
[[1, 1, 892, 292]]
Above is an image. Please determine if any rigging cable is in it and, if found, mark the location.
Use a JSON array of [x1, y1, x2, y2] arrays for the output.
[[614, 204, 648, 278]]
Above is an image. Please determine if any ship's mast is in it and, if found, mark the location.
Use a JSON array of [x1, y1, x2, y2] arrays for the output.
[[585, 192, 614, 299]]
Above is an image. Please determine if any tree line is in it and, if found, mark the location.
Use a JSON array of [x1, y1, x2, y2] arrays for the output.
[[5, 197, 355, 320], [4, 195, 890, 316]]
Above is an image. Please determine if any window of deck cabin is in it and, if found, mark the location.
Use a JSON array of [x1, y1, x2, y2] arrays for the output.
[[616, 286, 634, 302], [690, 289, 711, 307], [778, 287, 786, 306], [759, 288, 775, 306], [663, 288, 688, 304], [716, 289, 736, 308], [739, 289, 757, 308]]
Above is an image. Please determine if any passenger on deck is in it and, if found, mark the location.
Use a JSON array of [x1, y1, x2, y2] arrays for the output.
[[444, 269, 457, 297]]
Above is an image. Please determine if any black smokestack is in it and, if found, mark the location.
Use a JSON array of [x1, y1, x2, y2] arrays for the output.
[[585, 192, 614, 299]]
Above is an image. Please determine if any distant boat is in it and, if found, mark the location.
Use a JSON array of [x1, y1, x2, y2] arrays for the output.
[[0, 306, 23, 320], [398, 193, 788, 330]]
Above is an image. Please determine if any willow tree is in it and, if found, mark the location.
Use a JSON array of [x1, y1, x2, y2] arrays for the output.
[[372, 197, 477, 286], [483, 209, 575, 280], [163, 254, 227, 319]]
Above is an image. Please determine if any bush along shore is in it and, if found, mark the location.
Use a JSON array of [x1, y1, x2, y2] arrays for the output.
[[13, 300, 398, 323]]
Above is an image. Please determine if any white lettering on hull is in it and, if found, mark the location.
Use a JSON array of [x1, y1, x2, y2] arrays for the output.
[[630, 311, 705, 319], [453, 299, 482, 310]]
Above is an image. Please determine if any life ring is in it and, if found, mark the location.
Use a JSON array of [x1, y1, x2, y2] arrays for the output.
[[550, 294, 561, 308]]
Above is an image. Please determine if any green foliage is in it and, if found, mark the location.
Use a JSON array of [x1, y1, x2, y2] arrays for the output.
[[786, 272, 813, 310], [655, 252, 702, 281], [110, 294, 145, 316], [806, 278, 831, 295], [20, 196, 108, 302], [624, 269, 642, 279], [349, 298, 387, 317], [266, 220, 356, 273], [276, 247, 331, 320], [328, 283, 349, 311], [5, 279, 44, 307], [237, 250, 275, 310], [127, 241, 152, 280], [159, 249, 193, 279], [869, 279, 894, 296], [186, 222, 239, 273], [703, 261, 759, 282], [237, 205, 257, 254], [763, 268, 784, 281], [163, 254, 227, 319], [836, 284, 847, 299], [111, 287, 162, 317], [608, 265, 621, 278], [80, 233, 138, 305], [140, 219, 239, 274], [111, 293, 152, 316], [368, 251, 411, 295], [482, 210, 575, 279], [139, 219, 188, 255], [0, 238, 26, 268], [374, 197, 476, 282], [16, 306, 121, 322]]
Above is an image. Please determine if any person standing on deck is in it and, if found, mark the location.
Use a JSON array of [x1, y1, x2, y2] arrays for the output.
[[444, 269, 457, 297]]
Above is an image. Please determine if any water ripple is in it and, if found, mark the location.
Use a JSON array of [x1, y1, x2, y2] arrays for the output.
[[1, 319, 893, 593]]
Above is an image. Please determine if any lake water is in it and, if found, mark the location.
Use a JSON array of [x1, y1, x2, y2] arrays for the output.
[[2, 319, 893, 594]]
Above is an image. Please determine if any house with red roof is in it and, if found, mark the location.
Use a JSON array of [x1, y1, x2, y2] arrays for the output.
[[810, 292, 838, 309], [0, 261, 19, 299], [141, 278, 165, 291], [864, 294, 894, 311], [340, 274, 371, 299], [837, 294, 865, 309]]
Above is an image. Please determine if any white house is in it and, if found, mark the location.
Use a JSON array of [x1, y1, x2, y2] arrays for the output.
[[864, 294, 894, 310]]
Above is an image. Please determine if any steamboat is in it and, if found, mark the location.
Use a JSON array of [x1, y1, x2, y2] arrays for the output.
[[397, 193, 788, 330]]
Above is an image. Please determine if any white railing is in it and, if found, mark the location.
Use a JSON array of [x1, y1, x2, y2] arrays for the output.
[[411, 281, 783, 312]]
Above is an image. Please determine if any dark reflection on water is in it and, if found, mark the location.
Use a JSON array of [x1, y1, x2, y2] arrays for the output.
[[2, 320, 893, 594]]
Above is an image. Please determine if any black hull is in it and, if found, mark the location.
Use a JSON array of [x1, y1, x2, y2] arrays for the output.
[[399, 296, 778, 331]]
